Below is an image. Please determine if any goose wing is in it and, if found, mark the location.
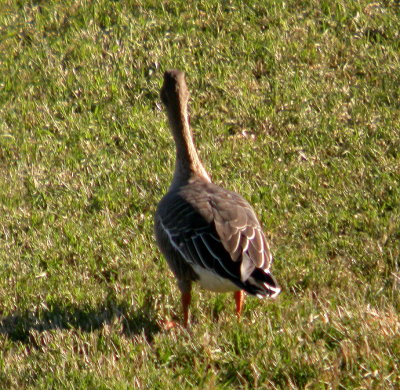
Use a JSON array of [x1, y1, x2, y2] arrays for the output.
[[157, 180, 275, 294]]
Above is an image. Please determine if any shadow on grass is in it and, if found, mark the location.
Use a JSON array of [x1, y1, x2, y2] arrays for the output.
[[0, 292, 161, 344]]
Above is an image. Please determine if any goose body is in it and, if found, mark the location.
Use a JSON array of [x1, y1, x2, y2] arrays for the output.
[[154, 70, 280, 326]]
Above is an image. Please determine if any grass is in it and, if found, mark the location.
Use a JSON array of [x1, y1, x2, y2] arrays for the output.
[[0, 0, 399, 388]]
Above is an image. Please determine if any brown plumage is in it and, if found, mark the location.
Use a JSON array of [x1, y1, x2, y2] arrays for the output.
[[154, 70, 280, 327]]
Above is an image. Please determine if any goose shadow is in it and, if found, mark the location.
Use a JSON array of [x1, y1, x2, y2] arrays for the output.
[[0, 292, 161, 344]]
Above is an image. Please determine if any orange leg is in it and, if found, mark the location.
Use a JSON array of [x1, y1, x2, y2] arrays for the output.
[[234, 290, 244, 317], [162, 320, 176, 330], [160, 291, 191, 330], [182, 291, 191, 327]]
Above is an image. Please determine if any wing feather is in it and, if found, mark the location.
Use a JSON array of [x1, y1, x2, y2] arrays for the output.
[[158, 180, 275, 293]]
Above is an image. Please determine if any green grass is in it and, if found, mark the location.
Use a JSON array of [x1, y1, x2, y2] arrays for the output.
[[0, 0, 399, 388]]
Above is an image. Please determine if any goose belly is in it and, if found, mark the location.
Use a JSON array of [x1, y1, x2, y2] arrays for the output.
[[192, 265, 240, 292]]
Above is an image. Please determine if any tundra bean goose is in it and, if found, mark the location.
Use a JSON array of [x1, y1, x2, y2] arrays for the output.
[[155, 70, 281, 327]]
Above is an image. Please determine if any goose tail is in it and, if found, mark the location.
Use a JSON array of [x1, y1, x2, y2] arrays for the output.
[[245, 268, 281, 298]]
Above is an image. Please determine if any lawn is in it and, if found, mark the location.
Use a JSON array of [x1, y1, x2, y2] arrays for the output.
[[0, 0, 399, 388]]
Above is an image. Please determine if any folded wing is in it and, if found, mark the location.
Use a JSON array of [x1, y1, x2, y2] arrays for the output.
[[158, 181, 279, 296]]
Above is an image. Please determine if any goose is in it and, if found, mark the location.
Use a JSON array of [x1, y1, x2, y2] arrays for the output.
[[154, 70, 281, 327]]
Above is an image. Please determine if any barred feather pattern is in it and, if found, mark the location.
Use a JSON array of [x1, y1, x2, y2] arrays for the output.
[[155, 177, 281, 297]]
